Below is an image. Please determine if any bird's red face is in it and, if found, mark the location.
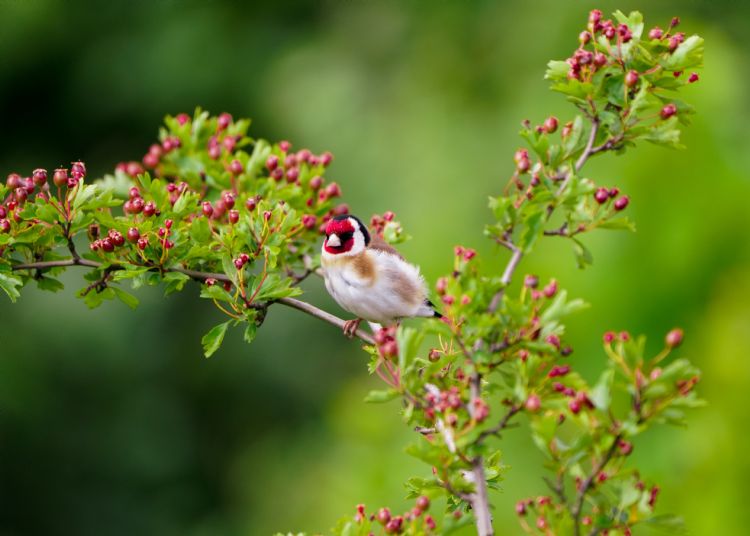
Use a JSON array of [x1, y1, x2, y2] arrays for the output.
[[324, 217, 357, 254]]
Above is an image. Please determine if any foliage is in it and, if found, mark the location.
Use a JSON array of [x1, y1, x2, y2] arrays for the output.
[[0, 9, 704, 536]]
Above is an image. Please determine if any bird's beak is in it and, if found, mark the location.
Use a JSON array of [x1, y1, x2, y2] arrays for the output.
[[327, 233, 341, 247]]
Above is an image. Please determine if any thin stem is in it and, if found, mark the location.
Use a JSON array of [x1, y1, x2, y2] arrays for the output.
[[476, 404, 521, 444], [571, 434, 622, 535]]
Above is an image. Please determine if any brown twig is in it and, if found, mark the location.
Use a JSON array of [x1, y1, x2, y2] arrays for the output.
[[571, 434, 622, 535], [476, 404, 521, 444], [10, 257, 376, 345]]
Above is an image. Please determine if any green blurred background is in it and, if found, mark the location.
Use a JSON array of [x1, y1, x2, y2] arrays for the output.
[[1, 0, 748, 534]]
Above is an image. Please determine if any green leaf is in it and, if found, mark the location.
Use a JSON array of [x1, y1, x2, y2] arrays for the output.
[[36, 277, 65, 293], [112, 286, 139, 310], [598, 217, 636, 231], [396, 326, 424, 370], [163, 271, 191, 296], [190, 216, 212, 243], [661, 35, 704, 71], [0, 271, 23, 302], [243, 322, 257, 344], [590, 369, 614, 411], [363, 388, 399, 403], [519, 210, 545, 253], [571, 237, 593, 268], [202, 320, 231, 357]]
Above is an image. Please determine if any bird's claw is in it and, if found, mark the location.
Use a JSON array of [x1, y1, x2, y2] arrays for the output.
[[342, 318, 362, 338]]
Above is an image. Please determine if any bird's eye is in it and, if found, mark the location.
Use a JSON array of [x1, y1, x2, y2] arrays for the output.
[[340, 232, 354, 241]]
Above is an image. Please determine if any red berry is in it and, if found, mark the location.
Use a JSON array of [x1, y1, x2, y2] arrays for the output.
[[296, 148, 312, 162], [32, 169, 47, 186], [543, 116, 558, 133], [320, 151, 333, 166], [603, 331, 616, 343], [270, 168, 284, 181], [143, 201, 156, 217], [130, 197, 144, 214], [614, 196, 629, 211], [376, 508, 391, 524], [415, 496, 430, 511], [229, 159, 243, 175], [579, 31, 591, 44], [309, 175, 323, 190], [381, 340, 398, 357], [624, 70, 639, 87], [594, 187, 610, 204], [137, 237, 148, 250], [217, 112, 232, 131], [229, 209, 239, 224], [525, 394, 541, 412], [278, 140, 291, 153], [202, 201, 214, 217], [665, 328, 684, 348], [221, 192, 235, 209], [515, 501, 527, 516], [688, 72, 699, 83], [325, 182, 341, 198], [589, 9, 602, 25], [263, 210, 272, 221], [648, 26, 663, 40], [543, 279, 557, 298], [127, 228, 140, 242], [143, 153, 159, 168], [0, 219, 10, 233], [286, 167, 299, 182], [101, 237, 114, 252], [245, 197, 257, 211], [266, 155, 279, 171], [593, 53, 607, 67], [53, 168, 68, 188]]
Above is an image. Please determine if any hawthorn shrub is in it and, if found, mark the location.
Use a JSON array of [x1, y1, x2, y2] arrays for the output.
[[0, 9, 704, 536]]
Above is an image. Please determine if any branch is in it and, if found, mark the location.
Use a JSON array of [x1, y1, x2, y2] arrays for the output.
[[571, 434, 622, 535], [9, 257, 375, 345], [476, 404, 521, 444]]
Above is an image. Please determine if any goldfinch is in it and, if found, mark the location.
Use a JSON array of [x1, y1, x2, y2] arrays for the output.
[[320, 215, 441, 337]]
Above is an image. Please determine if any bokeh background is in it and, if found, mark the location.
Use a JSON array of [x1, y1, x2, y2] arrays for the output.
[[1, 0, 748, 534]]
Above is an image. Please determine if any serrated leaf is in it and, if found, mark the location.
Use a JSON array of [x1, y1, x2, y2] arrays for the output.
[[243, 322, 257, 344], [571, 237, 594, 268], [112, 286, 139, 309], [0, 271, 23, 302], [36, 277, 65, 293], [202, 320, 231, 358]]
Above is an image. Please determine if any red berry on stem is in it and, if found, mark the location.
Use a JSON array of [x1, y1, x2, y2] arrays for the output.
[[229, 209, 239, 224], [217, 112, 232, 131], [688, 72, 699, 83], [229, 159, 243, 175], [32, 169, 47, 186], [53, 168, 68, 188], [661, 103, 677, 119], [266, 155, 279, 171], [245, 197, 257, 211], [624, 70, 639, 87], [614, 196, 629, 211], [665, 328, 684, 348], [543, 116, 558, 133], [279, 140, 291, 152], [416, 496, 430, 511], [127, 228, 140, 242], [648, 26, 663, 39], [594, 187, 610, 204]]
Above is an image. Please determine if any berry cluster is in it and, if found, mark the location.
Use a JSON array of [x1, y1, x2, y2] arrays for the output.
[[352, 496, 436, 534]]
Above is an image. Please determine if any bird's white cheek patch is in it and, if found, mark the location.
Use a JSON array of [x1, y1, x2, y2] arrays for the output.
[[327, 233, 341, 247]]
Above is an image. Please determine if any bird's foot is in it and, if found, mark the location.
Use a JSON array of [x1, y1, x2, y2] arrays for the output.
[[342, 318, 362, 338]]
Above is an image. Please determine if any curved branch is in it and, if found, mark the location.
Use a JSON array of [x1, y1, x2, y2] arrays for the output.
[[571, 434, 622, 535], [9, 258, 375, 345]]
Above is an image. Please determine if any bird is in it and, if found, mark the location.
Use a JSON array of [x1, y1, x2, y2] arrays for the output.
[[320, 214, 442, 337]]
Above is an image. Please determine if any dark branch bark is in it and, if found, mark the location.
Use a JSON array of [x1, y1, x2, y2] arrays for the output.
[[10, 257, 375, 345]]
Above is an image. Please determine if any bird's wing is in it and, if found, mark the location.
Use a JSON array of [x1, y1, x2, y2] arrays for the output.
[[367, 234, 403, 259]]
